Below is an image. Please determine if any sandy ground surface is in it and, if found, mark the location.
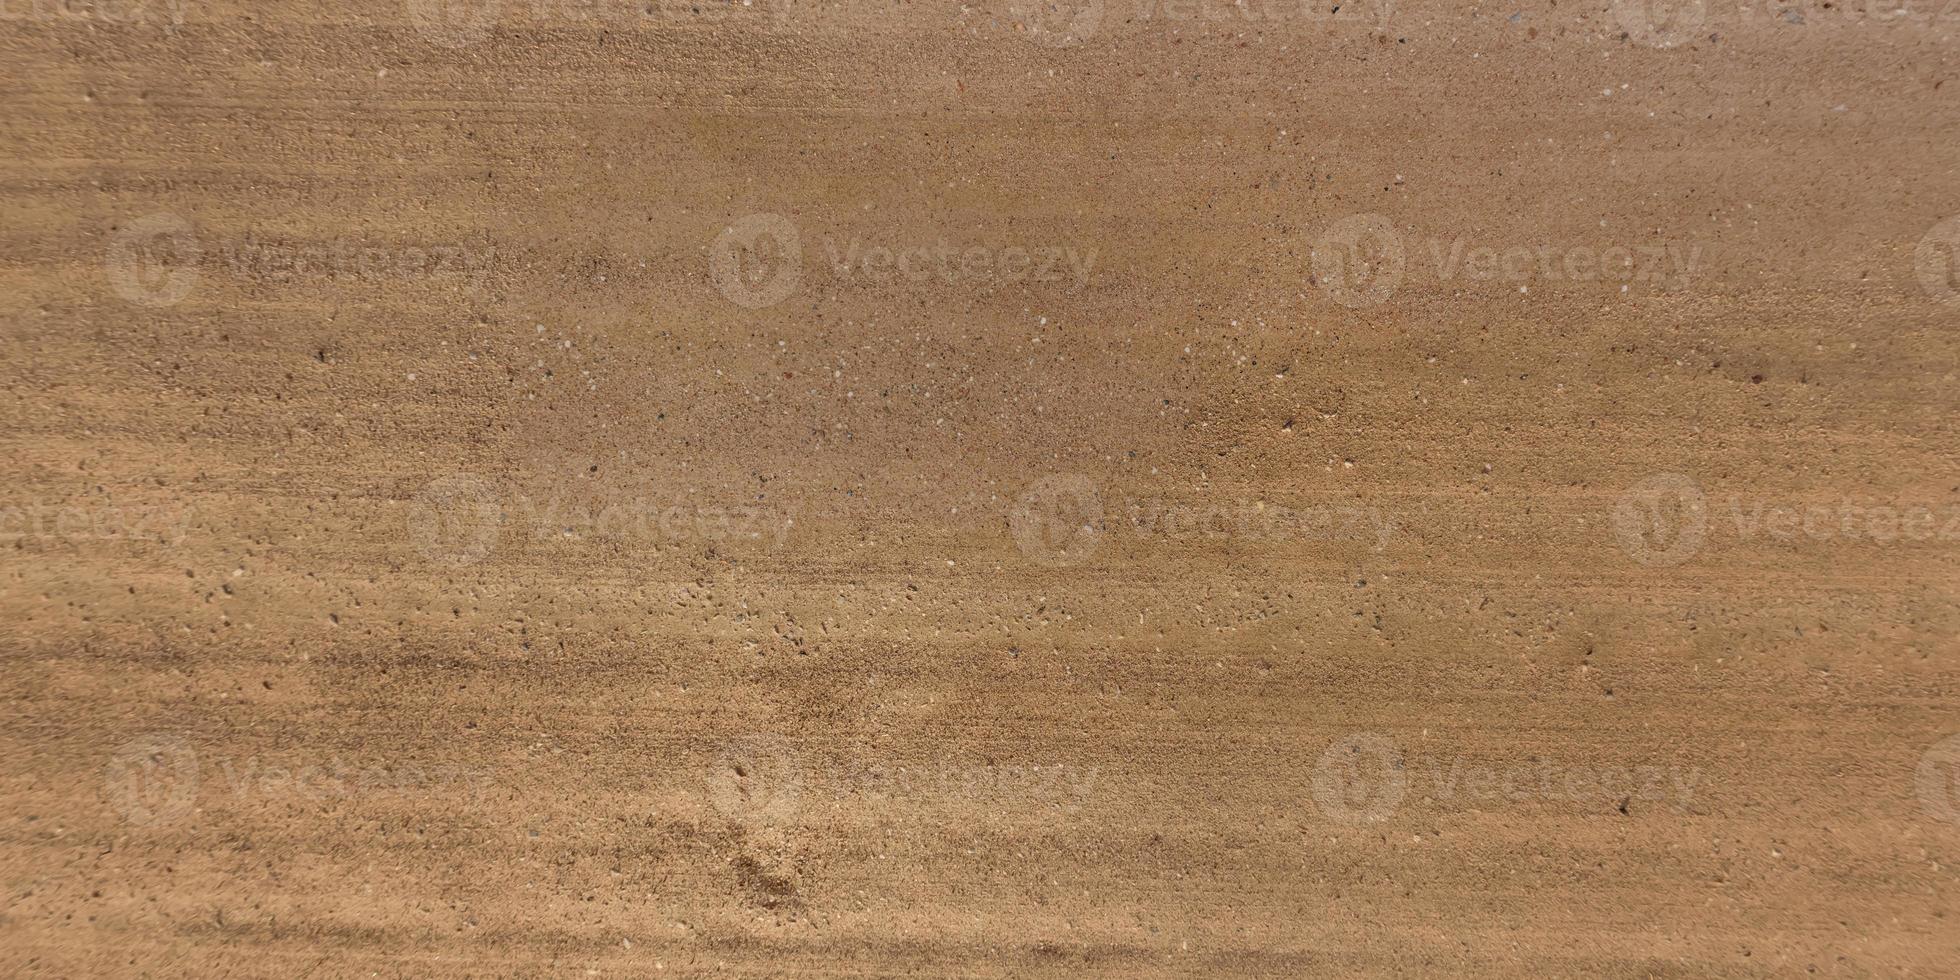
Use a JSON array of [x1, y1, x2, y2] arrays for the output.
[[3, 0, 1960, 975]]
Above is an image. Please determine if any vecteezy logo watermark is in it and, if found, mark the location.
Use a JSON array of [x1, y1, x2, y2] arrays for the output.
[[706, 735, 1098, 827], [1311, 732, 1703, 824], [404, 0, 503, 46], [709, 213, 1096, 308], [1612, 472, 1960, 567], [408, 473, 504, 566], [1311, 213, 1405, 309], [1007, 475, 1400, 566], [706, 734, 805, 826], [105, 735, 200, 827], [1915, 214, 1960, 308], [1612, 0, 1707, 47], [406, 0, 789, 46], [105, 212, 202, 308], [710, 213, 803, 309], [1006, 0, 1103, 45], [1008, 474, 1104, 567], [105, 214, 496, 307], [1311, 213, 1703, 308], [106, 734, 492, 827], [986, 0, 1392, 41], [406, 473, 802, 566], [0, 0, 191, 26], [1311, 732, 1407, 825], [1611, 472, 1709, 568], [1613, 0, 1958, 48], [1134, 0, 1394, 29], [1916, 734, 1960, 824]]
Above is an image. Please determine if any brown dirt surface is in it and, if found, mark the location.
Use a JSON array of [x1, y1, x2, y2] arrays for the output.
[[4, 0, 1960, 975]]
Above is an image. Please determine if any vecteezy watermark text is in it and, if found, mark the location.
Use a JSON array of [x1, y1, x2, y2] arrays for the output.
[[105, 212, 496, 307], [1310, 213, 1704, 308], [820, 237, 1095, 288], [706, 734, 1098, 827], [405, 0, 791, 47], [0, 0, 190, 25], [709, 213, 1096, 308], [407, 473, 799, 566], [1134, 0, 1394, 26], [214, 234, 495, 288], [1310, 732, 1702, 824], [0, 498, 193, 545], [1611, 472, 1960, 567], [1007, 473, 1396, 566], [1613, 0, 1960, 48], [105, 734, 492, 827], [975, 0, 1393, 46]]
